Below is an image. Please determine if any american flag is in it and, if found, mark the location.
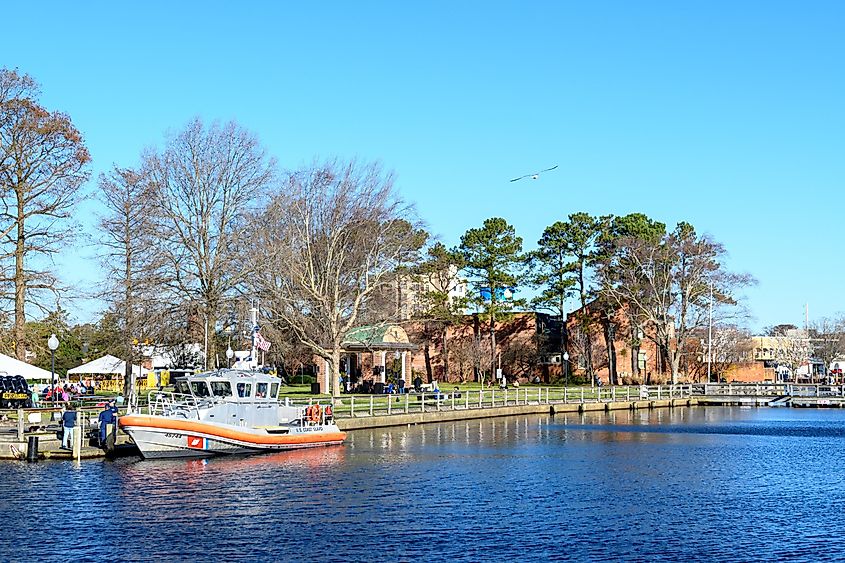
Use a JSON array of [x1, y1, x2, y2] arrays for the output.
[[253, 326, 271, 352]]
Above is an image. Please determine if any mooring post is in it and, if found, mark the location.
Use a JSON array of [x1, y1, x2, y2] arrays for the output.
[[369, 395, 374, 416], [17, 408, 24, 442], [73, 414, 81, 461], [405, 392, 410, 414]]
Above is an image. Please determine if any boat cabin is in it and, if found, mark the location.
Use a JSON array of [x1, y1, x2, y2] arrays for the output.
[[173, 370, 281, 403]]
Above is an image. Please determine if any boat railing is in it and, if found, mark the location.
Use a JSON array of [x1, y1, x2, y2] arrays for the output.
[[148, 391, 220, 417]]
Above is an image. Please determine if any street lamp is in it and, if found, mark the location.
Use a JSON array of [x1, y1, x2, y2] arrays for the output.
[[47, 334, 59, 405], [226, 346, 234, 368], [563, 352, 570, 387]]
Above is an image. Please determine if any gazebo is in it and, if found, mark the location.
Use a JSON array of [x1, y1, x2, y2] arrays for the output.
[[317, 324, 418, 393]]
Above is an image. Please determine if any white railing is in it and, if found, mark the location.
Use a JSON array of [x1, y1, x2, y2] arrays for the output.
[[147, 391, 218, 417], [286, 385, 692, 419], [694, 383, 845, 398]]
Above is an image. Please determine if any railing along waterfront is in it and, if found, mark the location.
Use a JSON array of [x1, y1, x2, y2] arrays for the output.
[[288, 384, 693, 418], [694, 383, 845, 397]]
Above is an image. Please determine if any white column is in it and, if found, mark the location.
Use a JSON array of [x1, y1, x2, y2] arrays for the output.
[[381, 351, 387, 383], [401, 351, 407, 382], [324, 359, 330, 394]]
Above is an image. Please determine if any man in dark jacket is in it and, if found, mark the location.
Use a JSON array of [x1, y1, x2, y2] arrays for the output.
[[61, 406, 77, 450]]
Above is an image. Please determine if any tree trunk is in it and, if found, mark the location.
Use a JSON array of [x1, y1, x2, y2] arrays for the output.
[[423, 341, 433, 383], [330, 347, 341, 397], [631, 343, 640, 381], [124, 234, 134, 398], [14, 192, 26, 361], [490, 310, 497, 385], [441, 324, 449, 382], [601, 313, 617, 385]]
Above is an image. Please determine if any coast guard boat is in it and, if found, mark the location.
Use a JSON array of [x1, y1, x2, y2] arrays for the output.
[[119, 369, 345, 459]]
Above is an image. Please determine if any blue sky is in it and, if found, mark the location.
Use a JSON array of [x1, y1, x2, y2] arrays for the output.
[[2, 1, 843, 331]]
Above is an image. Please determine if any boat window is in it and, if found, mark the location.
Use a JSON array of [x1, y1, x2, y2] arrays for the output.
[[256, 382, 268, 398], [190, 381, 211, 397], [237, 382, 252, 398], [270, 383, 279, 399], [174, 381, 190, 395], [210, 381, 232, 397]]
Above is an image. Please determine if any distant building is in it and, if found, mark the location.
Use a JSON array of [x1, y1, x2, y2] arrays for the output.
[[397, 265, 468, 320]]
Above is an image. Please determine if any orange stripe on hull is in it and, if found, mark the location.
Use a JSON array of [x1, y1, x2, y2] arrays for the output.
[[119, 415, 346, 446]]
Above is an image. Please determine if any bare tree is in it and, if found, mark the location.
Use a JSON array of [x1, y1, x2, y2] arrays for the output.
[[144, 118, 274, 367], [97, 166, 161, 395], [601, 222, 754, 383], [809, 316, 845, 380], [415, 243, 467, 382], [689, 325, 753, 382], [248, 159, 421, 397], [0, 68, 91, 360]]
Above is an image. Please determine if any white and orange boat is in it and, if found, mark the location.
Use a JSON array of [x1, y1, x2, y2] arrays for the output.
[[119, 369, 345, 459]]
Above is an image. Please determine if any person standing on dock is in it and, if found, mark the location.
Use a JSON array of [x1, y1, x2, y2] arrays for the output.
[[61, 406, 77, 450], [98, 403, 116, 448]]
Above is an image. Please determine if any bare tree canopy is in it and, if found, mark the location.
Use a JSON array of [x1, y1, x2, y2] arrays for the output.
[[0, 68, 90, 359], [144, 117, 275, 366], [98, 166, 162, 394], [248, 159, 421, 396], [600, 222, 755, 383]]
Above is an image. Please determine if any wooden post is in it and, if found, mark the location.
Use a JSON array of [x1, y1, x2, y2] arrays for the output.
[[369, 395, 374, 416], [465, 390, 469, 410], [73, 413, 82, 461], [387, 395, 392, 415], [17, 408, 24, 442], [405, 392, 409, 414], [350, 396, 355, 417]]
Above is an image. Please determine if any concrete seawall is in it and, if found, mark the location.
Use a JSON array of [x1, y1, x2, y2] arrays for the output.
[[336, 398, 699, 432]]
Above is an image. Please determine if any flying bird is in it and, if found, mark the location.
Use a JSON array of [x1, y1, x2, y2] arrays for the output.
[[509, 165, 558, 182]]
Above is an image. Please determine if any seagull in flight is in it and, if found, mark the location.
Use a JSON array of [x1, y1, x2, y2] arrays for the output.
[[509, 165, 558, 182]]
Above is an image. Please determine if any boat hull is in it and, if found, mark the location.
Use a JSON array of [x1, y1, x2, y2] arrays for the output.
[[119, 415, 346, 459]]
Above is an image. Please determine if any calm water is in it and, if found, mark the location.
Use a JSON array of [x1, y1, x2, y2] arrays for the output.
[[4, 407, 845, 562]]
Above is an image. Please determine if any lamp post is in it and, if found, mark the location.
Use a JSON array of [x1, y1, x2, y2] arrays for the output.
[[226, 345, 234, 368], [563, 352, 570, 388], [47, 334, 59, 405]]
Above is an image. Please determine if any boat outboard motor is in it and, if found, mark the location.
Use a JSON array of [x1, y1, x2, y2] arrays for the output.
[[1, 375, 32, 408]]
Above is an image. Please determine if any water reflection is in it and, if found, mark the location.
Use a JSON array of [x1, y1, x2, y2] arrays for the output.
[[5, 407, 845, 562]]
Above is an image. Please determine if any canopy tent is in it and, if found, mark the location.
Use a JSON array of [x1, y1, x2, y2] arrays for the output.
[[67, 354, 144, 377], [0, 352, 53, 382]]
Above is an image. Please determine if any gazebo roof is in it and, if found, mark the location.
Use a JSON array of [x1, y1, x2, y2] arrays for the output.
[[342, 324, 417, 351]]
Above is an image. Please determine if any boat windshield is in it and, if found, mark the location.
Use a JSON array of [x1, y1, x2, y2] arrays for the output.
[[270, 383, 279, 399], [256, 382, 268, 398], [190, 381, 211, 398], [174, 381, 190, 395], [237, 382, 252, 398], [210, 381, 232, 397]]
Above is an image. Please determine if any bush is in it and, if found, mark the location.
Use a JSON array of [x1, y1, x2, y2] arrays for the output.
[[289, 374, 314, 385]]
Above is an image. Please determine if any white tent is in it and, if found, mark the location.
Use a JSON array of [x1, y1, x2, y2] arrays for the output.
[[67, 354, 144, 377], [0, 352, 54, 382]]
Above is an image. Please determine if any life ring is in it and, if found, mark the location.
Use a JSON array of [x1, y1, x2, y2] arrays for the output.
[[309, 405, 321, 423]]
